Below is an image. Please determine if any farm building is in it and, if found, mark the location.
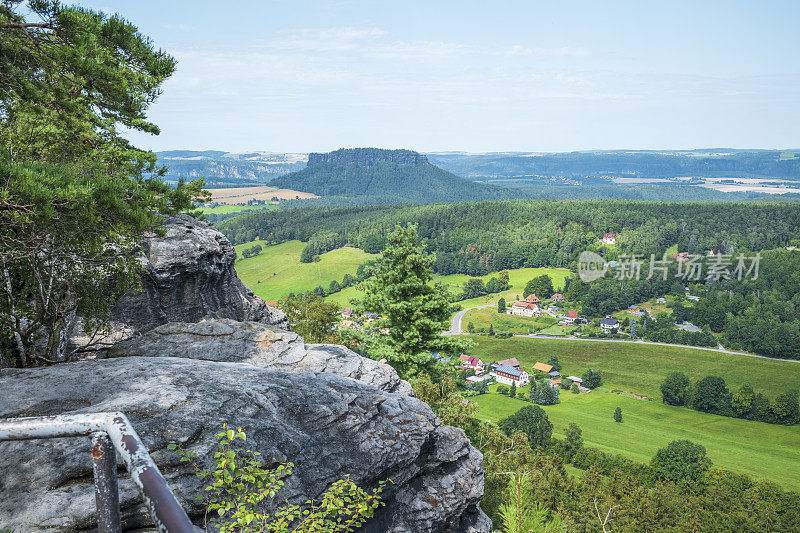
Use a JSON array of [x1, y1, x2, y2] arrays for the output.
[[495, 365, 530, 386], [459, 354, 484, 370], [532, 362, 554, 373], [495, 357, 521, 369]]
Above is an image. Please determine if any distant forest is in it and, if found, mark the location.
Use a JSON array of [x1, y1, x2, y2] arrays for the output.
[[219, 200, 800, 360], [430, 150, 800, 180], [219, 200, 800, 274]]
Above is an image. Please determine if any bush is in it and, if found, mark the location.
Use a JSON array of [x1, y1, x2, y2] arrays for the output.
[[661, 371, 691, 406], [498, 404, 553, 449], [571, 383, 580, 394], [614, 407, 623, 423], [496, 385, 509, 395], [581, 369, 603, 389], [692, 376, 732, 415], [650, 439, 712, 483], [170, 425, 385, 531]]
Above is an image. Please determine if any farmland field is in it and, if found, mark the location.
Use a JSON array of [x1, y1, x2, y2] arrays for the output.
[[471, 389, 800, 489], [465, 335, 800, 398], [233, 241, 376, 301], [326, 266, 571, 309], [199, 204, 278, 215], [462, 306, 560, 334], [207, 186, 318, 203]]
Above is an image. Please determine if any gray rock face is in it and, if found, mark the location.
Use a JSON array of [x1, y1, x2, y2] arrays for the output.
[[109, 214, 287, 334], [0, 358, 490, 532], [307, 148, 428, 167], [108, 319, 412, 395]]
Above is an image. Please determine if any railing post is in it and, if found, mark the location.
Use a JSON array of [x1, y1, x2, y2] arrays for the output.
[[91, 432, 121, 533]]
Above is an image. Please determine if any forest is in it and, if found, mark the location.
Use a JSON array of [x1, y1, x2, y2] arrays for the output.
[[219, 200, 800, 360]]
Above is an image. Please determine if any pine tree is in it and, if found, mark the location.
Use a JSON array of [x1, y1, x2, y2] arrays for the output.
[[498, 298, 506, 313], [510, 381, 517, 397], [614, 407, 623, 423], [360, 224, 465, 377]]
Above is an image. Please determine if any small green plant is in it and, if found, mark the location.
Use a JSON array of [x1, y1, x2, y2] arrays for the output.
[[614, 407, 623, 423], [169, 424, 386, 532], [571, 383, 580, 394]]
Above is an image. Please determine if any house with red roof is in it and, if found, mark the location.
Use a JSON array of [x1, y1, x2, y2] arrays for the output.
[[601, 233, 616, 245], [459, 353, 484, 370], [551, 293, 566, 302], [510, 294, 542, 317]]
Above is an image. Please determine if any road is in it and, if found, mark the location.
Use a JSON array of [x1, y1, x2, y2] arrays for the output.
[[443, 306, 800, 364], [443, 303, 494, 335]]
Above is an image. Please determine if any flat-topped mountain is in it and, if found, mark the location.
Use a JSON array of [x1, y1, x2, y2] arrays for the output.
[[269, 147, 515, 204], [307, 148, 428, 167]]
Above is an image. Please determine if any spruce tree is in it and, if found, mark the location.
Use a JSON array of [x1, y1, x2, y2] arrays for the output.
[[360, 223, 465, 377]]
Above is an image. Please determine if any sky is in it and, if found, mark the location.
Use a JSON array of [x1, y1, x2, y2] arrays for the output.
[[72, 1, 800, 153]]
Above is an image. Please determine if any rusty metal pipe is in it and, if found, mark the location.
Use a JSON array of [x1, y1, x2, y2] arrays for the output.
[[0, 412, 195, 533], [91, 432, 121, 533]]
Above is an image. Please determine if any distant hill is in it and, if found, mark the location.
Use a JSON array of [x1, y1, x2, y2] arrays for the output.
[[268, 148, 515, 203], [156, 150, 307, 186]]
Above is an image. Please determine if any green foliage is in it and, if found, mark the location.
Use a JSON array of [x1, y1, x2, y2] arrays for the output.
[[650, 439, 712, 483], [773, 390, 800, 425], [563, 423, 583, 462], [497, 297, 506, 313], [614, 406, 623, 423], [278, 293, 341, 344], [581, 369, 602, 389], [530, 381, 559, 405], [661, 371, 691, 406], [571, 383, 580, 394], [524, 275, 554, 299], [732, 384, 756, 418], [498, 473, 566, 533], [0, 1, 207, 366], [169, 425, 384, 532], [240, 244, 263, 259], [359, 224, 466, 377], [498, 404, 553, 449], [546, 355, 561, 373], [496, 384, 510, 396], [692, 376, 732, 415]]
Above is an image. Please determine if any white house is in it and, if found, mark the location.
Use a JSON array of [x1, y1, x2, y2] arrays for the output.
[[600, 317, 619, 331], [601, 233, 616, 245], [495, 365, 530, 386], [656, 297, 666, 304]]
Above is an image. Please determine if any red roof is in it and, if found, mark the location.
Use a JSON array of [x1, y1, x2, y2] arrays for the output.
[[552, 293, 565, 300], [524, 294, 541, 303], [497, 357, 520, 368], [604, 233, 616, 238], [568, 310, 577, 318], [265, 300, 277, 307]]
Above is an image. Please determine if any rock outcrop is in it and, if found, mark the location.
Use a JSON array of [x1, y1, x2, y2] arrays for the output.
[[108, 319, 412, 395], [0, 357, 490, 532], [71, 215, 286, 352], [307, 148, 428, 167]]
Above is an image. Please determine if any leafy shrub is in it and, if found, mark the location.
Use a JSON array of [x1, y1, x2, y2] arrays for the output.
[[170, 425, 385, 532]]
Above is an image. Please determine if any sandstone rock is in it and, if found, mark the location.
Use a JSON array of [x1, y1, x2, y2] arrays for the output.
[[108, 319, 412, 395], [71, 215, 286, 353], [0, 357, 490, 532]]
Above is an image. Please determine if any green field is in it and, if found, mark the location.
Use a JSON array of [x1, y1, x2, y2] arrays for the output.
[[462, 306, 561, 334], [326, 266, 570, 309], [233, 241, 377, 301], [199, 204, 278, 215], [465, 336, 800, 399], [472, 390, 800, 489]]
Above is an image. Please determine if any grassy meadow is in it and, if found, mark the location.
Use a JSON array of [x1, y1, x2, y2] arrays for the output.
[[471, 388, 800, 489], [465, 335, 800, 398], [233, 241, 376, 301], [326, 266, 571, 309]]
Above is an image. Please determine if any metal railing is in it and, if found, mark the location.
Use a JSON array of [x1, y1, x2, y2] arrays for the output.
[[0, 412, 195, 533]]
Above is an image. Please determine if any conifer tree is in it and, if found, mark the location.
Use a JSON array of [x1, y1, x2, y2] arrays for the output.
[[360, 223, 465, 377]]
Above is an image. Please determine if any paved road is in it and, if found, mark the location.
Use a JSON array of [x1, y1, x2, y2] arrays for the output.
[[443, 304, 494, 335], [443, 308, 800, 364]]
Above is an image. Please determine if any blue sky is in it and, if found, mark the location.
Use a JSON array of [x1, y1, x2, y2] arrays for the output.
[[75, 1, 800, 153]]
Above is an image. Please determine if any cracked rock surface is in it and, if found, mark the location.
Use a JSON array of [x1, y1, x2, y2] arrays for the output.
[[108, 319, 413, 395], [0, 357, 490, 532], [82, 214, 287, 349]]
